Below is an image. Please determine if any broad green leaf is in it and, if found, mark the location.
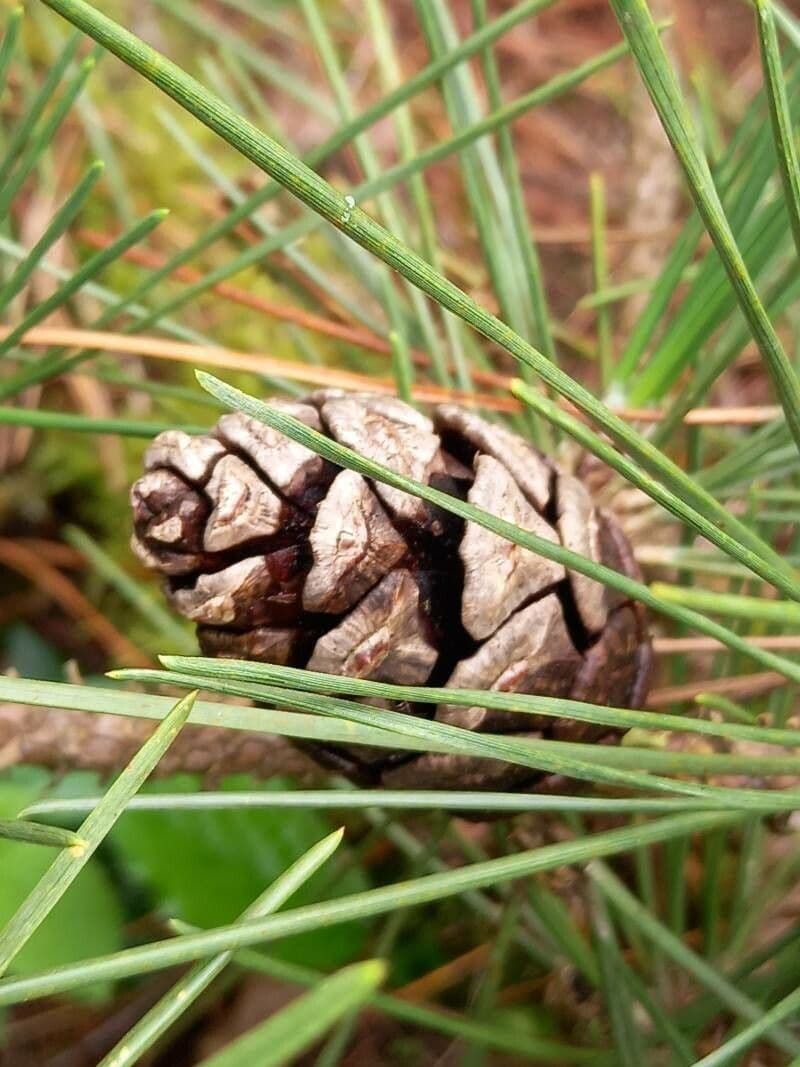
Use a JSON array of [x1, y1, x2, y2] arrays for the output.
[[112, 776, 370, 969], [98, 828, 344, 1067], [0, 693, 193, 977], [0, 771, 122, 1000]]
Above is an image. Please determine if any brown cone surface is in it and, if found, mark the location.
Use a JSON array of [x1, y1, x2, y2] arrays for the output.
[[131, 391, 651, 791]]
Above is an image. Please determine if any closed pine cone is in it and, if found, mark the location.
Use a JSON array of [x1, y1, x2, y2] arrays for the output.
[[131, 391, 651, 791]]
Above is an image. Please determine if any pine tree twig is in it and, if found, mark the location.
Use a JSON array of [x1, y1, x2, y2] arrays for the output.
[[0, 699, 319, 782], [647, 672, 784, 708]]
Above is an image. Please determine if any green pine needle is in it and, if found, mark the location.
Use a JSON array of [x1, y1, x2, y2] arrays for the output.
[[0, 691, 195, 978], [0, 810, 740, 1007], [194, 370, 800, 685], [0, 819, 85, 850], [194, 960, 386, 1067], [609, 0, 800, 454], [38, 0, 799, 603], [98, 828, 344, 1067], [757, 0, 800, 258]]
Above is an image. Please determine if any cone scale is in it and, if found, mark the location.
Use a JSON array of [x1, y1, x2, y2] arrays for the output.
[[131, 392, 651, 791]]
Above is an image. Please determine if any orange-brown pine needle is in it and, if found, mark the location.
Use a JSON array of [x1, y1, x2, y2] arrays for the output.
[[0, 538, 152, 668], [3, 325, 782, 426]]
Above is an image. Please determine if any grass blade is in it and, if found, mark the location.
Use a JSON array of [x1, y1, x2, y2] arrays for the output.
[[0, 691, 194, 978], [588, 861, 800, 1056], [589, 172, 613, 388], [248, 0, 560, 173], [590, 887, 644, 1066], [170, 928, 597, 1063], [159, 654, 800, 751], [117, 30, 634, 364], [0, 209, 168, 385], [0, 51, 95, 224], [123, 666, 800, 811], [0, 31, 80, 188], [512, 378, 787, 601], [651, 583, 800, 625], [389, 331, 414, 404], [0, 8, 22, 98], [472, 0, 556, 364], [20, 791, 742, 820], [6, 674, 798, 787], [775, 1, 800, 49], [63, 526, 196, 654], [0, 407, 207, 437], [614, 215, 704, 386], [692, 985, 800, 1067]]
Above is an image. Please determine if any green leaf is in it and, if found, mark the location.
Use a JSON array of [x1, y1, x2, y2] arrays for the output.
[[112, 776, 370, 969], [0, 809, 742, 1007], [0, 692, 193, 977], [98, 827, 344, 1067], [0, 771, 122, 1001]]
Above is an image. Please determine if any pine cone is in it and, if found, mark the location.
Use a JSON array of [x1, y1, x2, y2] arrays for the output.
[[131, 392, 651, 791]]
